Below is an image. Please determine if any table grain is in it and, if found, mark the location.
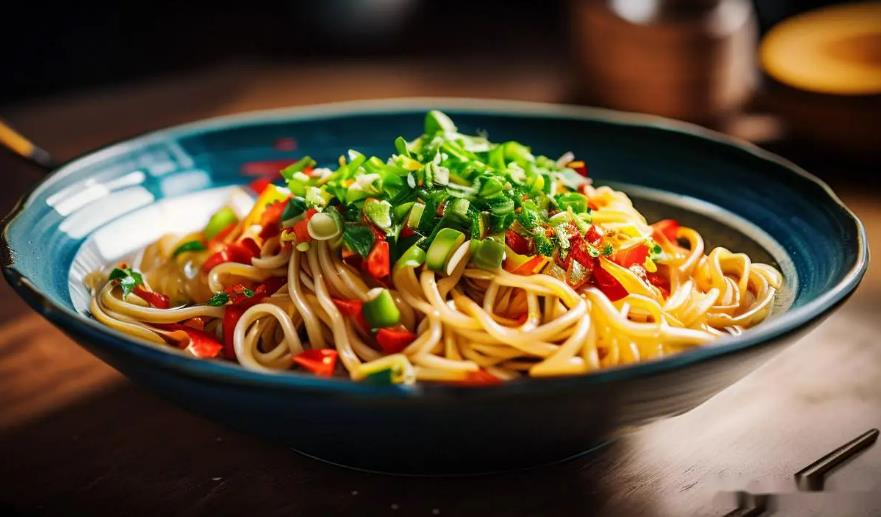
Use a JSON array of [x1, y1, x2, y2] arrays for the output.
[[1, 61, 879, 516]]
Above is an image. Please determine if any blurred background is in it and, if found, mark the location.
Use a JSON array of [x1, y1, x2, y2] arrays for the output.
[[1, 1, 880, 515], [2, 0, 879, 168]]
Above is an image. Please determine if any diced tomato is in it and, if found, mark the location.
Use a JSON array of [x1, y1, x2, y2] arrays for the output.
[[592, 263, 628, 301], [292, 349, 338, 377], [258, 198, 290, 239], [375, 327, 417, 354], [505, 229, 533, 255], [456, 369, 502, 386], [652, 219, 680, 242], [612, 244, 649, 268], [365, 240, 390, 279], [585, 225, 603, 246], [514, 312, 529, 325], [132, 285, 170, 309]]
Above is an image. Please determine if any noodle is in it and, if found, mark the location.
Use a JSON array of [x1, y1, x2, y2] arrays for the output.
[[86, 111, 781, 385]]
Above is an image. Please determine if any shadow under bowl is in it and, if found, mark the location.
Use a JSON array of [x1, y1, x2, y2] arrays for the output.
[[1, 99, 867, 474]]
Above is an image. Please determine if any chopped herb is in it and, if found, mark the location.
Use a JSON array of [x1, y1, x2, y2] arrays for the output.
[[342, 223, 375, 257], [207, 292, 230, 306], [109, 267, 144, 298]]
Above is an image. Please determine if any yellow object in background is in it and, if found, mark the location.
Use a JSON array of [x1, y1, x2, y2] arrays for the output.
[[760, 2, 881, 95]]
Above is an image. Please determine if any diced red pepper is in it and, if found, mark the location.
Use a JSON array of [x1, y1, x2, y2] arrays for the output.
[[292, 349, 338, 377], [132, 285, 170, 309], [505, 229, 533, 255], [646, 271, 670, 297], [249, 177, 273, 195], [585, 225, 603, 246], [511, 255, 547, 276], [375, 327, 417, 354], [222, 305, 246, 360], [332, 298, 370, 332], [219, 278, 282, 360], [365, 240, 390, 279], [592, 263, 628, 301], [612, 244, 649, 268], [182, 317, 206, 331], [652, 219, 680, 243], [202, 239, 262, 274], [455, 369, 502, 386], [568, 160, 588, 177], [568, 235, 597, 270], [291, 208, 317, 244], [157, 324, 223, 359], [258, 198, 290, 239], [400, 225, 416, 238]]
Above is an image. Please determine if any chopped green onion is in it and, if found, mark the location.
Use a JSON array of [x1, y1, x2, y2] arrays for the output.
[[394, 136, 410, 157], [426, 228, 466, 271], [470, 239, 506, 270], [395, 241, 427, 270], [393, 201, 415, 223], [556, 192, 588, 213], [307, 212, 341, 240], [445, 198, 470, 225], [478, 176, 505, 197], [364, 198, 393, 230], [408, 202, 426, 230], [203, 207, 238, 239], [172, 240, 206, 257], [280, 156, 316, 180], [362, 288, 401, 328], [424, 110, 457, 134]]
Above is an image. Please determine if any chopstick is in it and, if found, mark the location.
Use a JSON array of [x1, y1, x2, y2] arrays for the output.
[[0, 118, 56, 170], [794, 428, 879, 491]]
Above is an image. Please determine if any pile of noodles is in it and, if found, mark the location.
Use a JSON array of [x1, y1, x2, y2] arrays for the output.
[[87, 184, 781, 383]]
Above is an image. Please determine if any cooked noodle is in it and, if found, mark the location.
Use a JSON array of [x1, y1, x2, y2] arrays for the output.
[[86, 112, 781, 385]]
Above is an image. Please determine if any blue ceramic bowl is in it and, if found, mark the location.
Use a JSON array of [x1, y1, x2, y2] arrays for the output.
[[1, 99, 867, 474]]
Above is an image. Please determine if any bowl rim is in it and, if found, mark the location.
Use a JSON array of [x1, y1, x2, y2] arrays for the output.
[[0, 97, 869, 396]]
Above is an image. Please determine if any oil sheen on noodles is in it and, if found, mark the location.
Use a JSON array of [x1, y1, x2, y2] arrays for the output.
[[85, 111, 782, 386]]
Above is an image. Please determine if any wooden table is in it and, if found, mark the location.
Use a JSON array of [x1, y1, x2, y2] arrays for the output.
[[1, 61, 879, 516]]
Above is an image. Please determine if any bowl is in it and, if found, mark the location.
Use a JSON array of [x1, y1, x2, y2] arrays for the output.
[[1, 99, 867, 474]]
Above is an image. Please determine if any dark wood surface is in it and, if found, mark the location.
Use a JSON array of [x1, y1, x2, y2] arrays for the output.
[[1, 61, 879, 516]]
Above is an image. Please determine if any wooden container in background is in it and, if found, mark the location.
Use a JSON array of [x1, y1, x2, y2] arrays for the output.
[[571, 0, 758, 124]]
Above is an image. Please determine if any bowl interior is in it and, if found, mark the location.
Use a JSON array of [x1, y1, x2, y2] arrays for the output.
[[2, 100, 864, 383]]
